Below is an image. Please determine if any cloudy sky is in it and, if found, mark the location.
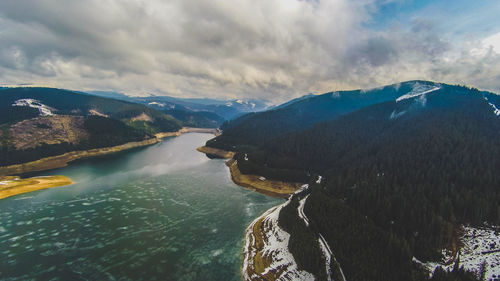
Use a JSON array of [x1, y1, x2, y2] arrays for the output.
[[0, 0, 499, 101]]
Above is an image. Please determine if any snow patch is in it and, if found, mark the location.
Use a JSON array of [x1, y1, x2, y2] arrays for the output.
[[243, 201, 315, 281], [389, 110, 406, 120], [148, 102, 166, 107], [12, 99, 54, 116], [318, 233, 347, 281], [488, 101, 500, 116], [316, 176, 323, 184], [417, 226, 500, 280], [297, 195, 310, 227], [396, 83, 440, 102], [295, 192, 345, 281], [294, 184, 309, 195]]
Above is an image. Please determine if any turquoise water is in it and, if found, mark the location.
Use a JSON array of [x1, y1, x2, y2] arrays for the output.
[[0, 133, 281, 280]]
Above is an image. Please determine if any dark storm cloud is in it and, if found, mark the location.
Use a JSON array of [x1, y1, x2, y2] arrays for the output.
[[0, 0, 499, 101]]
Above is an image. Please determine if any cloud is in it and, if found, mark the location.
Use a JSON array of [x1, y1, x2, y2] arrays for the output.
[[0, 0, 499, 102]]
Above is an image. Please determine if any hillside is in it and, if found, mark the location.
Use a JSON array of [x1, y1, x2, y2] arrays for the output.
[[134, 96, 269, 120], [88, 90, 269, 121], [0, 87, 182, 132], [0, 87, 183, 168], [207, 80, 441, 151], [162, 109, 225, 128], [207, 82, 500, 280]]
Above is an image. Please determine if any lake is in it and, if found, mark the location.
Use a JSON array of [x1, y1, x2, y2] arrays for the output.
[[0, 133, 281, 280]]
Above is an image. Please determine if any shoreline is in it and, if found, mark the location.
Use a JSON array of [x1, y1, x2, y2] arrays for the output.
[[0, 175, 74, 200], [0, 127, 218, 176], [196, 146, 235, 159], [227, 159, 303, 199], [197, 146, 303, 198], [156, 127, 219, 139], [196, 145, 308, 280], [242, 199, 315, 280], [0, 138, 160, 176]]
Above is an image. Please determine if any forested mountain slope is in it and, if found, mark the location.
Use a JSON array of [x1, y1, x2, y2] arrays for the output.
[[212, 82, 500, 280], [0, 87, 182, 167], [208, 80, 441, 151], [0, 87, 182, 131]]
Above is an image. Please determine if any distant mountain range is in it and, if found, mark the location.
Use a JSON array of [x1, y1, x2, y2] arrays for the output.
[[205, 81, 500, 281], [87, 90, 270, 120]]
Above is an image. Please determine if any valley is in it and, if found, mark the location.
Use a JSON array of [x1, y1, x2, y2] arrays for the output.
[[1, 82, 499, 281], [0, 133, 281, 280], [2, 1, 499, 280]]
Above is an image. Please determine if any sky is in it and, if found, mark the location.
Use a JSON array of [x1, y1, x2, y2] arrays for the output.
[[0, 0, 499, 102]]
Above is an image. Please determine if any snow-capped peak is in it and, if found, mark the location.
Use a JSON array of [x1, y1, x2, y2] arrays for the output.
[[396, 83, 441, 102]]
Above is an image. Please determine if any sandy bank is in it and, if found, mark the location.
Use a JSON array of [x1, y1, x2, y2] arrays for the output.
[[196, 146, 302, 198], [227, 159, 303, 198], [196, 146, 235, 159], [0, 175, 73, 200]]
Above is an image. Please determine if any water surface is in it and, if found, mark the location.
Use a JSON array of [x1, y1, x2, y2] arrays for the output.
[[0, 133, 280, 280]]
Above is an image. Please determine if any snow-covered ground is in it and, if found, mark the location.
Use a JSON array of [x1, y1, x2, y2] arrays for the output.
[[294, 184, 309, 195], [318, 235, 333, 281], [316, 176, 322, 184], [148, 101, 166, 107], [485, 99, 500, 116], [12, 99, 54, 116], [297, 195, 310, 227], [295, 192, 346, 281], [416, 226, 500, 280], [243, 200, 315, 281], [396, 83, 441, 102]]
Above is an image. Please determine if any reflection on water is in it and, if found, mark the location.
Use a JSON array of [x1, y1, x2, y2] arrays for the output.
[[0, 133, 280, 280]]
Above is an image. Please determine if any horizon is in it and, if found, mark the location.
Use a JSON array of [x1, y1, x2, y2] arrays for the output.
[[1, 79, 496, 105], [0, 1, 499, 102]]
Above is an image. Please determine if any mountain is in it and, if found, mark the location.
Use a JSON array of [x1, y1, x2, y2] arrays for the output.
[[135, 96, 269, 120], [0, 87, 183, 166], [86, 90, 137, 102], [208, 80, 442, 151], [87, 90, 270, 120], [161, 109, 225, 128], [271, 93, 315, 110], [207, 81, 500, 280]]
